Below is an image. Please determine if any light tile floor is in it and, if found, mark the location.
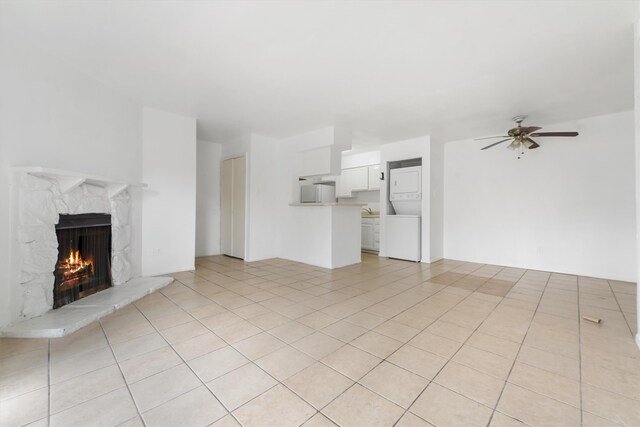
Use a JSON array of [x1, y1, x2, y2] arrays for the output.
[[1, 254, 638, 427]]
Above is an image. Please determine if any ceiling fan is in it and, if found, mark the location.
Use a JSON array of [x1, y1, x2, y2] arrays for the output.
[[476, 115, 578, 158]]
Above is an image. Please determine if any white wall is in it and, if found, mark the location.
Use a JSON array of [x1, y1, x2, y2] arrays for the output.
[[0, 29, 143, 327], [444, 111, 636, 281], [196, 140, 222, 257], [141, 108, 196, 276], [430, 141, 445, 262], [379, 136, 432, 262], [275, 138, 297, 259], [247, 135, 280, 261]]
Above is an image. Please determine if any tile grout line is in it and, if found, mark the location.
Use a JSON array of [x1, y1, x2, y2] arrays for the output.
[[175, 257, 484, 425], [388, 265, 521, 427], [98, 319, 150, 427], [306, 263, 511, 425], [182, 258, 440, 425], [132, 299, 253, 426], [289, 269, 487, 425], [129, 269, 368, 427], [485, 269, 552, 426], [606, 279, 636, 337], [83, 259, 491, 423], [258, 262, 481, 424]]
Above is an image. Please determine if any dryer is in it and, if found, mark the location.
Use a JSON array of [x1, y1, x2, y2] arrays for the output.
[[389, 165, 422, 215]]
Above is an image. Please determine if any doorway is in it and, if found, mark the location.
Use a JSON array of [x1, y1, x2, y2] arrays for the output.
[[221, 156, 246, 259]]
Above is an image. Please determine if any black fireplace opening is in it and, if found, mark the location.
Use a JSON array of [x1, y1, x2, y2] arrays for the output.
[[54, 213, 113, 309]]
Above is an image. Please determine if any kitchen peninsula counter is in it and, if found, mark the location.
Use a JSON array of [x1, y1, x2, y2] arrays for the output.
[[280, 203, 364, 269]]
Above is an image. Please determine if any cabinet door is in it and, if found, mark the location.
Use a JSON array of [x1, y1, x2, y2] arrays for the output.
[[373, 222, 380, 250], [342, 169, 355, 195], [361, 223, 374, 249], [349, 167, 369, 192], [335, 174, 351, 198], [368, 165, 381, 190]]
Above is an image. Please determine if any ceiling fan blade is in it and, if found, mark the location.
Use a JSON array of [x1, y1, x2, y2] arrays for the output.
[[524, 137, 540, 149], [522, 126, 542, 134], [529, 131, 578, 137], [480, 138, 512, 150], [474, 135, 509, 141]]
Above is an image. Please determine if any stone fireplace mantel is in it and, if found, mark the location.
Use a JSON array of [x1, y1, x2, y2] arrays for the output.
[[12, 166, 148, 197]]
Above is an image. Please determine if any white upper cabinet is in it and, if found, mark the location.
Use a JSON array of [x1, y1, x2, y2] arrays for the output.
[[347, 167, 369, 191], [335, 164, 381, 198], [335, 174, 351, 198], [368, 164, 381, 190]]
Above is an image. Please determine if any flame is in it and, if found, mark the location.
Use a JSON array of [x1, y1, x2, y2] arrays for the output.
[[62, 250, 93, 277]]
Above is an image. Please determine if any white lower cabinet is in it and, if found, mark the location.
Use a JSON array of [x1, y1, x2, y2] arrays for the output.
[[374, 229, 380, 250], [361, 218, 380, 251]]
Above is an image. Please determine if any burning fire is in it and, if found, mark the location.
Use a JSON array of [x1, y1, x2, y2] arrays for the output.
[[61, 250, 93, 277]]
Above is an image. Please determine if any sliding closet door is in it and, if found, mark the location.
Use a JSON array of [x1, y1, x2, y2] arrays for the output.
[[221, 156, 246, 259], [221, 158, 234, 256], [231, 157, 246, 259]]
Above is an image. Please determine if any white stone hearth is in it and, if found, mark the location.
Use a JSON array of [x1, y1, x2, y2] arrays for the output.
[[1, 276, 173, 338]]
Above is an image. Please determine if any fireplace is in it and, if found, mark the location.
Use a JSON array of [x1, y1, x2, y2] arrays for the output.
[[54, 213, 113, 308]]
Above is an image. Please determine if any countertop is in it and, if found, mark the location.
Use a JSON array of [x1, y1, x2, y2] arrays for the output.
[[289, 202, 367, 207], [361, 214, 380, 218]]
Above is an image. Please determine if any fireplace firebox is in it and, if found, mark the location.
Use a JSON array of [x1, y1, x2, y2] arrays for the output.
[[54, 213, 113, 308]]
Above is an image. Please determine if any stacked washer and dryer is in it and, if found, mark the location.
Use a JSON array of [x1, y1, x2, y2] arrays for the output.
[[386, 165, 422, 262]]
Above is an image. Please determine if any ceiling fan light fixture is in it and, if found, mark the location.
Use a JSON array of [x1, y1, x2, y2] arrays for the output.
[[507, 140, 519, 150]]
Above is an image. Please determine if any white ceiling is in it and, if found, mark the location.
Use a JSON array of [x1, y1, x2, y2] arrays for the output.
[[1, 1, 637, 146]]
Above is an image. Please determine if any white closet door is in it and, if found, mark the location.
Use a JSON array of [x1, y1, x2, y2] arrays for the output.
[[231, 157, 246, 259], [221, 158, 234, 256]]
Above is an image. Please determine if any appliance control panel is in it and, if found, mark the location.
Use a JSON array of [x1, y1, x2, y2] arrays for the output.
[[390, 193, 422, 201]]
